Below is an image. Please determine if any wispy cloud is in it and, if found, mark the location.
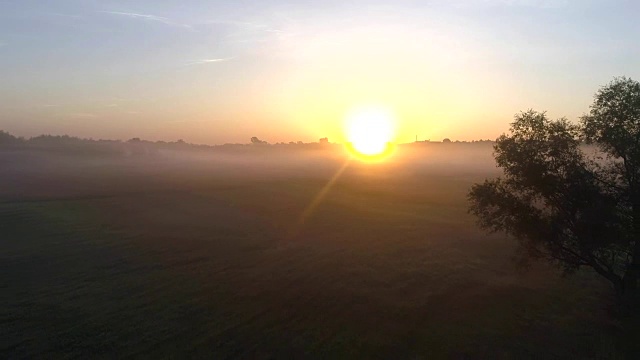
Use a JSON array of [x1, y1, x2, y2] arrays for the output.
[[192, 19, 289, 46], [99, 11, 194, 30], [184, 57, 233, 66], [453, 0, 569, 8], [201, 20, 266, 28], [199, 20, 286, 35]]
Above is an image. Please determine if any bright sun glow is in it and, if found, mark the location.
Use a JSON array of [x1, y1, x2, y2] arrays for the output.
[[345, 106, 396, 158]]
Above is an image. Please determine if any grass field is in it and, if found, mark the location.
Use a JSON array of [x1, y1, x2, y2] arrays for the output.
[[1, 147, 631, 358]]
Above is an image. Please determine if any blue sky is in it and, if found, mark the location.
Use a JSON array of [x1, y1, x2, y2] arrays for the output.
[[0, 0, 638, 144]]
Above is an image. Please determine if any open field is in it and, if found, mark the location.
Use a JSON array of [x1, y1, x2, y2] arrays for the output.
[[0, 146, 631, 358]]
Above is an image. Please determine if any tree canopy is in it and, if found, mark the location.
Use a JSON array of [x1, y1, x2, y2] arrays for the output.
[[250, 136, 268, 145], [469, 77, 640, 302]]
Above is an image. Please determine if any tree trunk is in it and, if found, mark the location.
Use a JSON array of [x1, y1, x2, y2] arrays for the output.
[[621, 264, 640, 305], [624, 203, 640, 305]]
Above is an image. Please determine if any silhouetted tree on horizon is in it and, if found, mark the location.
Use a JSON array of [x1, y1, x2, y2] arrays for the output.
[[250, 136, 268, 145], [0, 130, 23, 144], [469, 77, 640, 304]]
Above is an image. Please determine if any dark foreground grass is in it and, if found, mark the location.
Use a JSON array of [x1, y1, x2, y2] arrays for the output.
[[0, 153, 633, 358]]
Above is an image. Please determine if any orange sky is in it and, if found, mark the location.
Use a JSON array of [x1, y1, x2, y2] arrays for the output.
[[1, 1, 639, 144]]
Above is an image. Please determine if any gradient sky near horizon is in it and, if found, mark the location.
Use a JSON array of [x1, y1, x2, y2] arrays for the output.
[[1, 0, 639, 145]]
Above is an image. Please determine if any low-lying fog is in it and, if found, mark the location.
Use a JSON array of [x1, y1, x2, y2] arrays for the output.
[[0, 143, 499, 201]]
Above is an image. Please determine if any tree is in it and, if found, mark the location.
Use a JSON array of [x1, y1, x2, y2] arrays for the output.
[[468, 77, 640, 303], [0, 130, 22, 145], [442, 138, 451, 143], [250, 136, 268, 145], [319, 137, 329, 144]]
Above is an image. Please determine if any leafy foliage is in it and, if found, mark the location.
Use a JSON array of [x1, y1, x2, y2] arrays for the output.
[[250, 136, 268, 145], [469, 78, 640, 300], [0, 130, 23, 144]]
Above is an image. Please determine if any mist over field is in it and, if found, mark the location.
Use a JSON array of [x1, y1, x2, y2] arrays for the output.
[[2, 0, 640, 357], [2, 142, 624, 358], [0, 142, 497, 200]]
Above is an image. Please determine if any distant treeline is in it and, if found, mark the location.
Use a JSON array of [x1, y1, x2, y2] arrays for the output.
[[0, 131, 342, 157], [0, 130, 494, 157]]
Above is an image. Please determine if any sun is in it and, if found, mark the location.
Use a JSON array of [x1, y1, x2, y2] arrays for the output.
[[344, 106, 396, 159]]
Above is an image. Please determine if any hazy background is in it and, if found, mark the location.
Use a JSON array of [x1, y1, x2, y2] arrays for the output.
[[1, 0, 639, 144]]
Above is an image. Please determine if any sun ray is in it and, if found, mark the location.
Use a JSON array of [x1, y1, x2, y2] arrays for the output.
[[289, 158, 352, 238]]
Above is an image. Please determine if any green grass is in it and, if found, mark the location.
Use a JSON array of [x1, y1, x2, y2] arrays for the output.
[[0, 157, 630, 358]]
